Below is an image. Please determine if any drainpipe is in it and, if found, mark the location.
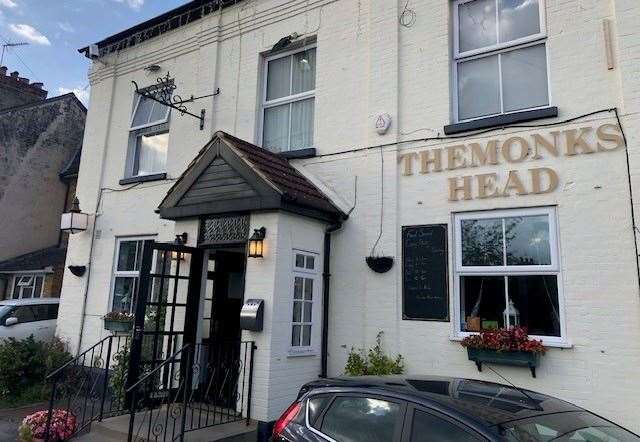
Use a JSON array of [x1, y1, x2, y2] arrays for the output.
[[320, 221, 342, 378]]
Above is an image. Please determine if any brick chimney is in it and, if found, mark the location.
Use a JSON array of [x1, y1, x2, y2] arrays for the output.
[[0, 66, 48, 111]]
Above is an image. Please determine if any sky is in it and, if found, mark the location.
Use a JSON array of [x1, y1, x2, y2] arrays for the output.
[[0, 0, 191, 105]]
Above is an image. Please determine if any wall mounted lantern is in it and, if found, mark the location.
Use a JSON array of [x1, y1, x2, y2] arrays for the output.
[[60, 197, 89, 234], [171, 232, 188, 261], [248, 227, 266, 258]]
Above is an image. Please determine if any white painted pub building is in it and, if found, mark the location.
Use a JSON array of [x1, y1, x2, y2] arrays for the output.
[[57, 0, 640, 434]]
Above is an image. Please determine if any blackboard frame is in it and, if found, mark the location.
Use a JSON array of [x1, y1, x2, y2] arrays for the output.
[[401, 224, 450, 322]]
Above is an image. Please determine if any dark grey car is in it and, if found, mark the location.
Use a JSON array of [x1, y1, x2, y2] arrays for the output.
[[272, 376, 640, 442]]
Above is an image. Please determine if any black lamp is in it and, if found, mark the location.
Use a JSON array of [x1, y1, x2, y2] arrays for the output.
[[248, 227, 266, 258], [171, 232, 188, 261]]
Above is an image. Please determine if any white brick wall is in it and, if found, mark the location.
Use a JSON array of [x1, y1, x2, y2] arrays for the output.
[[58, 0, 640, 431]]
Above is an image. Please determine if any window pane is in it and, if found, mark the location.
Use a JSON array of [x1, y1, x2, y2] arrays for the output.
[[149, 101, 169, 125], [134, 132, 168, 176], [457, 55, 501, 120], [305, 256, 315, 270], [113, 277, 137, 312], [294, 277, 303, 299], [263, 104, 290, 152], [502, 44, 549, 112], [461, 218, 504, 266], [411, 410, 481, 442], [293, 301, 302, 323], [290, 98, 314, 150], [304, 278, 313, 300], [499, 0, 541, 43], [266, 56, 291, 101], [132, 96, 154, 127], [505, 214, 551, 265], [118, 241, 139, 271], [321, 397, 400, 442], [303, 302, 312, 322], [295, 254, 305, 268], [291, 324, 301, 346], [458, 0, 497, 53], [302, 325, 311, 346], [460, 276, 506, 332], [292, 48, 316, 94], [508, 275, 560, 336]]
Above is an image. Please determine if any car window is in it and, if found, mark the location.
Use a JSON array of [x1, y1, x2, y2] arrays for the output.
[[410, 409, 482, 442], [48, 304, 59, 320], [319, 396, 402, 442], [13, 306, 36, 323], [503, 411, 640, 441], [32, 305, 50, 321], [308, 394, 332, 427]]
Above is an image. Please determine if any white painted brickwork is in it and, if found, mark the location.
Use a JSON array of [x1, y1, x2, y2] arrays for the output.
[[57, 0, 640, 430]]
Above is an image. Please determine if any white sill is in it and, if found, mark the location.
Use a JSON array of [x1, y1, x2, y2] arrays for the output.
[[287, 349, 317, 358], [449, 335, 574, 349]]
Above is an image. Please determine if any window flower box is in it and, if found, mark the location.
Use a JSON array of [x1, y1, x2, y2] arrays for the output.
[[461, 327, 545, 378], [103, 312, 134, 333]]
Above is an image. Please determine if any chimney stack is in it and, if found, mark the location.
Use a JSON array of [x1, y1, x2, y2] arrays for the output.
[[0, 66, 48, 111]]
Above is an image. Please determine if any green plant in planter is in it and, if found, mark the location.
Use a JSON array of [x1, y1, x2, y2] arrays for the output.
[[345, 332, 404, 376]]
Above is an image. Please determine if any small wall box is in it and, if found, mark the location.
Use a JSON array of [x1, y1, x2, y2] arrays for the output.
[[240, 299, 264, 331]]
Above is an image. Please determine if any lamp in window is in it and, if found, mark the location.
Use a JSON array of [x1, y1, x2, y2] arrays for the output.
[[60, 197, 89, 234], [503, 299, 520, 328], [248, 227, 266, 258], [171, 232, 187, 261]]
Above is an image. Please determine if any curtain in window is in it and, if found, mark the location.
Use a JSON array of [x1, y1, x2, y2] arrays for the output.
[[290, 98, 314, 150], [135, 132, 169, 176], [263, 104, 290, 152]]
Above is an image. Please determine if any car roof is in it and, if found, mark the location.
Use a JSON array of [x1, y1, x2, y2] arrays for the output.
[[301, 376, 582, 428], [0, 298, 60, 306]]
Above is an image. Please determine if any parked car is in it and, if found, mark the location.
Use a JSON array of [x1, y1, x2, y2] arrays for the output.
[[273, 376, 640, 442], [0, 298, 59, 342]]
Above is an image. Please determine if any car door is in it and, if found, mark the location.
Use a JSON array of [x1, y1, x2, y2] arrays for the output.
[[8, 305, 37, 340], [31, 304, 57, 341], [400, 405, 489, 442], [309, 393, 407, 442]]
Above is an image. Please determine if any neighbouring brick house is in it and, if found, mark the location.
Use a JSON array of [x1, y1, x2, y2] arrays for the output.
[[0, 67, 86, 299]]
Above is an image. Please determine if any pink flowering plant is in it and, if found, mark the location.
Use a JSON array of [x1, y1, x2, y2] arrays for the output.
[[18, 409, 76, 442]]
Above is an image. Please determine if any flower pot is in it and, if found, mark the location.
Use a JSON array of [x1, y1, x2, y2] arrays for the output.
[[466, 347, 540, 378], [104, 319, 133, 333], [365, 256, 394, 273]]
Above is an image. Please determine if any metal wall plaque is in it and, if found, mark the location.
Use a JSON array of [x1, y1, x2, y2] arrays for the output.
[[199, 215, 250, 245]]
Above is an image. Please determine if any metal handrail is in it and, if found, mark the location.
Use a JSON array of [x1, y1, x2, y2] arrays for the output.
[[46, 336, 112, 380], [125, 344, 191, 393]]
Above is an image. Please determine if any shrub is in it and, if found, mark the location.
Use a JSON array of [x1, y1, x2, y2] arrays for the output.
[[344, 332, 404, 376], [0, 337, 72, 406]]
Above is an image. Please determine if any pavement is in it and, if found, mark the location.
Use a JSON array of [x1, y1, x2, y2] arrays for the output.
[[0, 403, 46, 442]]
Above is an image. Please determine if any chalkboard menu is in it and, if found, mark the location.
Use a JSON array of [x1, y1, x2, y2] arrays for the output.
[[402, 224, 449, 321]]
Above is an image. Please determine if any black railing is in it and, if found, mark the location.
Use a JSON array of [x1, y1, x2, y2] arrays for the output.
[[44, 334, 132, 441], [126, 340, 256, 442]]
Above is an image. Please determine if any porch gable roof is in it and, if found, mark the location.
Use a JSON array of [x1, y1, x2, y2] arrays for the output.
[[158, 131, 346, 222]]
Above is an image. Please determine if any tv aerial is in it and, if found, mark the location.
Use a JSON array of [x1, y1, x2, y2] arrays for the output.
[[1, 41, 29, 66]]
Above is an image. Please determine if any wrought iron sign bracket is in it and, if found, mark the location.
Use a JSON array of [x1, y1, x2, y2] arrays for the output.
[[132, 72, 221, 131]]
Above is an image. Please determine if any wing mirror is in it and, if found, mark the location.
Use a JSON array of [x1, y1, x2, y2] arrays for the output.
[[4, 317, 18, 327]]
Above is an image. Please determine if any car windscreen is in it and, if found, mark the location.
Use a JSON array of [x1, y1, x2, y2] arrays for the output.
[[502, 411, 639, 441], [0, 305, 13, 321]]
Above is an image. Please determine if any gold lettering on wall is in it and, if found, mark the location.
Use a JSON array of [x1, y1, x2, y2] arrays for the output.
[[398, 123, 624, 201]]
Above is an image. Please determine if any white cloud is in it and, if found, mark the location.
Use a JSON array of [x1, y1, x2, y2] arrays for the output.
[[112, 0, 144, 11], [58, 86, 90, 106], [57, 22, 74, 33], [8, 24, 51, 45], [0, 0, 17, 8]]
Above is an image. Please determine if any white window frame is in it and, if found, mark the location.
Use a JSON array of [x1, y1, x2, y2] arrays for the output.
[[289, 249, 320, 356], [11, 274, 44, 299], [452, 207, 568, 346], [109, 236, 155, 314], [452, 0, 551, 123], [129, 93, 171, 131], [259, 44, 317, 152]]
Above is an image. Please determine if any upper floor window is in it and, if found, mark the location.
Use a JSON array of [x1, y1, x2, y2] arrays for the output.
[[453, 0, 549, 122], [262, 46, 316, 152], [126, 90, 170, 178]]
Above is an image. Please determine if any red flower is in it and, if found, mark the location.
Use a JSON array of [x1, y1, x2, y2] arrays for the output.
[[461, 326, 546, 354]]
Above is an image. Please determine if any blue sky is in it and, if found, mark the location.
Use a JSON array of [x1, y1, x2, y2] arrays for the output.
[[0, 0, 190, 105]]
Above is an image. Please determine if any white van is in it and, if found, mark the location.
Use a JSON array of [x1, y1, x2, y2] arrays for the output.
[[0, 298, 59, 342]]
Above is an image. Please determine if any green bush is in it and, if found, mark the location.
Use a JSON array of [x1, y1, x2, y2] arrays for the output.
[[0, 336, 71, 407], [344, 332, 404, 376]]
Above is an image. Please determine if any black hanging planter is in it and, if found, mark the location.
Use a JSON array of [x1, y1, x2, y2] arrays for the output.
[[366, 256, 394, 273], [68, 265, 87, 277]]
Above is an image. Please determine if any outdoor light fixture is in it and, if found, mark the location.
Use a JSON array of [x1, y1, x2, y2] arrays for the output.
[[171, 232, 188, 261], [248, 227, 266, 258], [60, 197, 89, 234]]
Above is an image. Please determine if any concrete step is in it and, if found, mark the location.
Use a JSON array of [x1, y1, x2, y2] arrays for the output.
[[74, 414, 257, 442]]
